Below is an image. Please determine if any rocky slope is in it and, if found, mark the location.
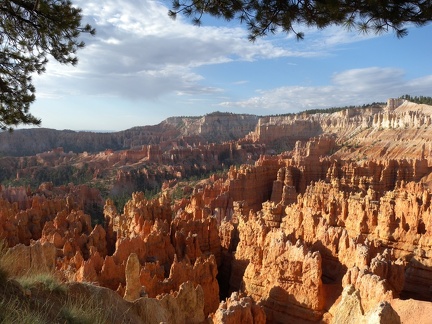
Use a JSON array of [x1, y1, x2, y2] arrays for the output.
[[1, 99, 432, 323], [0, 112, 259, 157]]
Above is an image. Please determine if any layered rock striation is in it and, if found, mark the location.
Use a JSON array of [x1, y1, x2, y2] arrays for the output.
[[2, 100, 432, 322]]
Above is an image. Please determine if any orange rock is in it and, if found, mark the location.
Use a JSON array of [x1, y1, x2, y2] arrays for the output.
[[3, 241, 57, 276], [3, 107, 432, 322], [212, 291, 266, 324], [99, 255, 125, 291], [141, 254, 219, 316], [124, 253, 145, 301], [134, 281, 205, 323]]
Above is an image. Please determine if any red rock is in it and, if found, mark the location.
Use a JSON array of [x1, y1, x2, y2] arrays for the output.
[[124, 253, 145, 301], [2, 241, 57, 276], [2, 104, 432, 321]]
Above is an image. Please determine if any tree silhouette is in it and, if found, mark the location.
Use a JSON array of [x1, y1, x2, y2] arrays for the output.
[[0, 0, 95, 130], [169, 0, 432, 41]]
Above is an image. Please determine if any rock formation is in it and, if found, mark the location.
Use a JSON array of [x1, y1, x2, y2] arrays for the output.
[[328, 285, 401, 324], [1, 100, 432, 323], [212, 292, 266, 324]]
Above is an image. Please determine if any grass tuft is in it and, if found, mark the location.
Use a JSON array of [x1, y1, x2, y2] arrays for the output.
[[59, 296, 114, 324], [0, 240, 122, 323], [17, 272, 68, 294], [0, 267, 7, 286], [0, 240, 10, 285], [0, 295, 50, 324]]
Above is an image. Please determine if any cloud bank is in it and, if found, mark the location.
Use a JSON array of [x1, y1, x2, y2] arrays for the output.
[[30, 0, 432, 131], [218, 67, 432, 112], [35, 0, 315, 100]]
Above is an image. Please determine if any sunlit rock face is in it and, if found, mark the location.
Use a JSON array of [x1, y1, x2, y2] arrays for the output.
[[2, 100, 432, 322], [212, 291, 266, 324]]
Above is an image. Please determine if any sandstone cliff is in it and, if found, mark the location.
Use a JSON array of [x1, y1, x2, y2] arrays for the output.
[[0, 112, 258, 157], [1, 100, 432, 323]]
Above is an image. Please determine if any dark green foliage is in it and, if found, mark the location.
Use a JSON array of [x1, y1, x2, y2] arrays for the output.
[[169, 0, 432, 41], [107, 194, 127, 214], [0, 164, 93, 188], [38, 165, 89, 186], [205, 111, 254, 117], [0, 0, 95, 130], [108, 188, 161, 214], [302, 102, 385, 115], [86, 202, 104, 226], [0, 167, 13, 183], [400, 94, 432, 105], [264, 102, 385, 118]]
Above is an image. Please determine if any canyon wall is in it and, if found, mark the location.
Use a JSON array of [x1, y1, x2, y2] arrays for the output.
[[1, 100, 432, 322]]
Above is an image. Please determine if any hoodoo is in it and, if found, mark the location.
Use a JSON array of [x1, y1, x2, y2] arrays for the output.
[[2, 100, 432, 322]]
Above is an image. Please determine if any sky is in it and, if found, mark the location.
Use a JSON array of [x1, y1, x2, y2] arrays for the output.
[[28, 0, 432, 132]]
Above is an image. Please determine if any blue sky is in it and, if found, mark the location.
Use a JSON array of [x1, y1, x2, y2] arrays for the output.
[[29, 0, 432, 131]]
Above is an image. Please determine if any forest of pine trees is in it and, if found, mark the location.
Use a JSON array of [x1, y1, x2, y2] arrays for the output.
[[400, 95, 432, 105]]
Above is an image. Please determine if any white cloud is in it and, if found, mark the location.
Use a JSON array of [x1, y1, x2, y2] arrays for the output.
[[34, 0, 355, 101], [30, 0, 432, 131], [232, 80, 249, 85], [218, 67, 432, 112]]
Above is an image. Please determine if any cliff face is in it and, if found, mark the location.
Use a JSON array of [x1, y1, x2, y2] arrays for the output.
[[0, 113, 258, 157], [0, 134, 267, 201], [235, 215, 325, 322], [164, 113, 259, 140], [2, 99, 430, 159], [2, 100, 432, 323], [4, 99, 430, 197]]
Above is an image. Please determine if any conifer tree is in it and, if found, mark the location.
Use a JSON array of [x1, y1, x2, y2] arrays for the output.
[[0, 0, 94, 130], [169, 0, 432, 41]]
